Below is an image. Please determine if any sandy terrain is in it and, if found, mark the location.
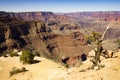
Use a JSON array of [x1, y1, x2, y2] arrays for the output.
[[0, 50, 120, 80]]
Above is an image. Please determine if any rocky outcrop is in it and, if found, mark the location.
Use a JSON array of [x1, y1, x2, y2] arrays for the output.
[[0, 21, 44, 52], [0, 14, 90, 61], [62, 54, 87, 67], [0, 11, 75, 24], [2, 11, 120, 22], [0, 11, 53, 21], [2, 11, 120, 61], [65, 11, 120, 21]]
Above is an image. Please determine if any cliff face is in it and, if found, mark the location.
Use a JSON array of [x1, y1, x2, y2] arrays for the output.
[[65, 11, 120, 21], [0, 11, 75, 24], [2, 11, 120, 21], [1, 11, 120, 60], [0, 21, 46, 52], [0, 14, 89, 61], [2, 11, 120, 23], [0, 11, 53, 21]]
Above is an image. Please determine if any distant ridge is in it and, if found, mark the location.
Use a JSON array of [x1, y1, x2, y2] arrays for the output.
[[1, 11, 120, 21]]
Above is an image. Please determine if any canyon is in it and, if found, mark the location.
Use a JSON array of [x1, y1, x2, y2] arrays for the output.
[[0, 11, 120, 61], [0, 11, 120, 80]]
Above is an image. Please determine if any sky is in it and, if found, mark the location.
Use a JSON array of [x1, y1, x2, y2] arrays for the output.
[[0, 0, 120, 12]]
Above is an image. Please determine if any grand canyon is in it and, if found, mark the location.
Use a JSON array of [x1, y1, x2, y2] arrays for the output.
[[0, 11, 120, 80]]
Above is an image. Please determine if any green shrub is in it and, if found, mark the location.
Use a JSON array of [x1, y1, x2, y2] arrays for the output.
[[87, 31, 101, 43], [9, 67, 27, 77], [20, 51, 34, 64], [9, 52, 18, 57]]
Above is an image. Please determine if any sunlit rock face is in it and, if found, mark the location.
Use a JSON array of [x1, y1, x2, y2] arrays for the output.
[[1, 11, 120, 60], [0, 12, 90, 61]]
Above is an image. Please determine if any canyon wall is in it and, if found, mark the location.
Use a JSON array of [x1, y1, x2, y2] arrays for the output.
[[0, 12, 89, 61], [0, 11, 120, 60], [65, 11, 120, 21]]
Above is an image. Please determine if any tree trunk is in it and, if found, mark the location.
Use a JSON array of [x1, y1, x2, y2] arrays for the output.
[[94, 40, 101, 66]]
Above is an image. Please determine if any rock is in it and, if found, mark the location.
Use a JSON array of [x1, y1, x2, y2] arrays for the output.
[[101, 58, 120, 69], [88, 50, 95, 57], [0, 67, 2, 70], [107, 50, 115, 58], [94, 66, 99, 70], [17, 51, 23, 56], [0, 12, 90, 61], [65, 12, 120, 21], [13, 49, 18, 53], [62, 54, 87, 67]]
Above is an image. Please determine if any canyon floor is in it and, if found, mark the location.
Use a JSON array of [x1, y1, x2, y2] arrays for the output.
[[0, 50, 120, 80]]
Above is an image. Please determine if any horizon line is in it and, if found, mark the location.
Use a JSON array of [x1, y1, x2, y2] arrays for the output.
[[1, 10, 120, 13]]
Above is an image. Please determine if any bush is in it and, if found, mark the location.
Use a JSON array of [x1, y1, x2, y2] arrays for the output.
[[9, 52, 18, 57], [20, 50, 34, 64], [9, 67, 27, 77]]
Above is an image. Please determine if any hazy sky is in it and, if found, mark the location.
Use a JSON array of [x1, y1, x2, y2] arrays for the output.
[[0, 0, 120, 12]]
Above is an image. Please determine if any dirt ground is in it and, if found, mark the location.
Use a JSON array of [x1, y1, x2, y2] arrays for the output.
[[0, 50, 120, 80]]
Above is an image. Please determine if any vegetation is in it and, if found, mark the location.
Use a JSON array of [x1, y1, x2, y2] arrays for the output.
[[9, 67, 28, 77], [87, 26, 109, 69], [9, 51, 18, 57], [87, 31, 102, 67], [20, 50, 34, 64]]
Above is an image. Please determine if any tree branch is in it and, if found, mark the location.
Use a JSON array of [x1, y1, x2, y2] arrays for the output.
[[101, 25, 109, 41]]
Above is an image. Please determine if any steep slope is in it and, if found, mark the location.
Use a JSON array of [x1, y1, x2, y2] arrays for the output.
[[1, 11, 120, 58], [0, 13, 90, 61]]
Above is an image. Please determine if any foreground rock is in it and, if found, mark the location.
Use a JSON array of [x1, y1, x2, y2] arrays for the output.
[[0, 51, 120, 80]]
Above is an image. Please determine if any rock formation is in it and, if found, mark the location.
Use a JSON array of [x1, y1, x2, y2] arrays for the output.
[[0, 12, 90, 62], [64, 11, 120, 21], [0, 11, 120, 62]]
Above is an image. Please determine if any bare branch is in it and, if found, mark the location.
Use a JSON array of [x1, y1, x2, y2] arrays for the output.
[[101, 25, 109, 41]]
